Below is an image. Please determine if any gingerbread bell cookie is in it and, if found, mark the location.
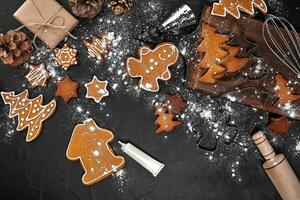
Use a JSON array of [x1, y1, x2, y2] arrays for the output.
[[1, 90, 56, 142], [212, 0, 268, 19], [25, 63, 50, 88], [84, 76, 109, 103], [66, 119, 125, 185], [54, 44, 78, 70], [126, 43, 179, 92]]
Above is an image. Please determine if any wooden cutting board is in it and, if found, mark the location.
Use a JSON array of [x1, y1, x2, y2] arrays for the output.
[[187, 6, 300, 120]]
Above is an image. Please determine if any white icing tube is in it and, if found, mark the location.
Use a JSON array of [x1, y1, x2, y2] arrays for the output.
[[118, 141, 165, 177]]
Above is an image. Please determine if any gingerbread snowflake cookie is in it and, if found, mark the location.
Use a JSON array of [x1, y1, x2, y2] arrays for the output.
[[54, 44, 78, 70], [85, 76, 109, 103], [1, 90, 56, 142], [66, 119, 125, 185], [25, 63, 50, 88], [126, 43, 179, 92], [212, 0, 268, 19]]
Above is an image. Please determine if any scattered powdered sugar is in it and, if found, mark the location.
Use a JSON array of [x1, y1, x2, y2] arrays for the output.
[[0, 0, 299, 188], [112, 169, 128, 193], [295, 141, 300, 154]]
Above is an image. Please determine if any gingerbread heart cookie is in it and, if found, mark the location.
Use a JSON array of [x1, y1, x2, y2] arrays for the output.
[[126, 43, 179, 92], [66, 119, 125, 185]]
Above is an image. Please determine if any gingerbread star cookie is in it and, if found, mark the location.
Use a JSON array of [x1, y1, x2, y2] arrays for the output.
[[84, 76, 109, 103], [55, 76, 80, 103], [25, 63, 50, 88], [66, 118, 125, 185], [212, 0, 268, 19], [126, 43, 179, 92], [54, 44, 78, 70], [267, 116, 291, 136], [164, 93, 187, 115], [1, 90, 56, 142]]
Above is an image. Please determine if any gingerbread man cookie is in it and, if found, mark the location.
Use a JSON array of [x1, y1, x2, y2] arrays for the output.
[[66, 119, 125, 185], [54, 44, 78, 70], [84, 76, 109, 103], [126, 43, 179, 92], [212, 0, 268, 19], [1, 90, 56, 142]]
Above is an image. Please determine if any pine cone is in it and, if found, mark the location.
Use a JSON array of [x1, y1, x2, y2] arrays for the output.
[[68, 0, 104, 18], [0, 30, 33, 67], [111, 0, 133, 15]]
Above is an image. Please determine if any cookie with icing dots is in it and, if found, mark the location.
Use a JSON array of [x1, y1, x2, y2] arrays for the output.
[[126, 43, 179, 92], [66, 119, 125, 185], [1, 90, 56, 142]]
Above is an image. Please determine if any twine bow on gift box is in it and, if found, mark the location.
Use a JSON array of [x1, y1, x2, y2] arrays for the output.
[[15, 0, 77, 48]]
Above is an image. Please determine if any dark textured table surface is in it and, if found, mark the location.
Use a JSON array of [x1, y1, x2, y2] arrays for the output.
[[0, 0, 300, 200]]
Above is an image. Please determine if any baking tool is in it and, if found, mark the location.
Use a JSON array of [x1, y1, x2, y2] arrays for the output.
[[262, 14, 300, 76], [253, 131, 300, 200], [118, 141, 165, 177]]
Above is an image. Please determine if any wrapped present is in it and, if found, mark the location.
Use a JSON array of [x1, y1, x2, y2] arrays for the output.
[[14, 0, 78, 49]]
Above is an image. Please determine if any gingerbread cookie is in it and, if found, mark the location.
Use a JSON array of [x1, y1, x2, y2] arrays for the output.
[[54, 44, 78, 70], [126, 43, 179, 92], [197, 23, 248, 83], [25, 63, 50, 88], [164, 93, 187, 115], [267, 116, 291, 136], [66, 119, 125, 185], [1, 90, 56, 142], [274, 74, 300, 106], [212, 0, 268, 19], [84, 76, 109, 103], [154, 103, 182, 134], [83, 32, 115, 63], [55, 76, 80, 103]]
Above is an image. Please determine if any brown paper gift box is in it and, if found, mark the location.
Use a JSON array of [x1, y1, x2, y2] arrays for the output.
[[14, 0, 78, 49]]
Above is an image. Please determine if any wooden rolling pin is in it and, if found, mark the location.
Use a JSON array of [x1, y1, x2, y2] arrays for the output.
[[252, 131, 300, 200]]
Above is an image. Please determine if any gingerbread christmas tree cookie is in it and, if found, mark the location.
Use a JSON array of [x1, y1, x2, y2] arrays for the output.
[[66, 119, 125, 185], [1, 90, 56, 142], [83, 32, 115, 63], [212, 0, 268, 19], [197, 23, 248, 83], [126, 43, 179, 92], [25, 63, 50, 88], [84, 76, 109, 103], [274, 74, 300, 106], [154, 103, 182, 134], [54, 44, 78, 70]]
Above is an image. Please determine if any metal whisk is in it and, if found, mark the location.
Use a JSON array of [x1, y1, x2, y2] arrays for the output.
[[262, 14, 300, 76]]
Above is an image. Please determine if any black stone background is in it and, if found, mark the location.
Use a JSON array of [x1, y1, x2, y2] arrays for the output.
[[0, 0, 299, 200]]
